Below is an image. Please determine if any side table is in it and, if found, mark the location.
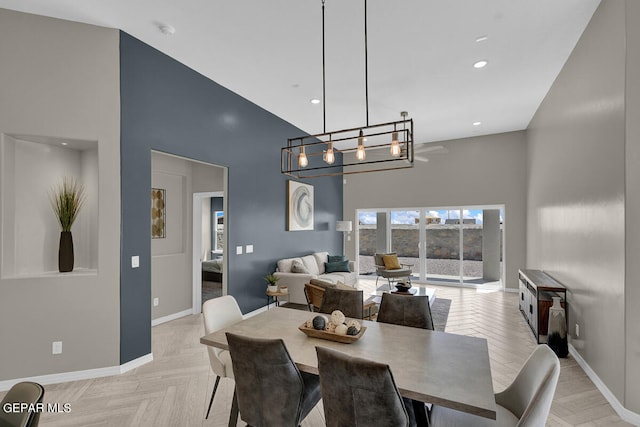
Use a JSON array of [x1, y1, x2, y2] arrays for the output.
[[266, 289, 289, 309]]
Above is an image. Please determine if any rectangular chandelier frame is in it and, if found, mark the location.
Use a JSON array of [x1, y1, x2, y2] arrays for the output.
[[282, 118, 414, 179]]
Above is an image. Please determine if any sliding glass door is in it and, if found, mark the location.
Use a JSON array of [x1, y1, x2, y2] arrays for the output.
[[357, 206, 504, 286], [390, 210, 420, 278], [425, 210, 460, 283]]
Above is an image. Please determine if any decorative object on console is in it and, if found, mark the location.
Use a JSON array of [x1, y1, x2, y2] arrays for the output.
[[151, 188, 166, 238], [287, 180, 314, 231], [547, 297, 568, 357], [49, 177, 86, 273], [264, 273, 280, 293], [281, 0, 414, 179]]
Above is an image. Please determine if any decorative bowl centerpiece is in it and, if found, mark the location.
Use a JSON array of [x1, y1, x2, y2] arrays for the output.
[[395, 281, 412, 293], [298, 311, 366, 343]]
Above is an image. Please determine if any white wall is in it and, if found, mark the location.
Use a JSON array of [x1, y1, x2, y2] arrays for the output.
[[343, 131, 527, 289], [626, 0, 640, 413], [0, 9, 120, 380], [527, 0, 626, 404]]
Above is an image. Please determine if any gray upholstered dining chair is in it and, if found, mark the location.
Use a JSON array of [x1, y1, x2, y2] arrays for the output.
[[201, 295, 243, 419], [316, 346, 419, 427], [318, 287, 364, 319], [226, 332, 321, 427], [430, 345, 561, 427], [376, 292, 434, 424], [377, 293, 434, 330], [0, 381, 45, 427], [374, 252, 414, 289]]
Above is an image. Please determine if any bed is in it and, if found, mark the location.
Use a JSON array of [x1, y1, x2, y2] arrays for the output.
[[202, 258, 223, 282]]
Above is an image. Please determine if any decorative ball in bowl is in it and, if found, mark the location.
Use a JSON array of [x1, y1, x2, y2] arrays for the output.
[[395, 282, 412, 293]]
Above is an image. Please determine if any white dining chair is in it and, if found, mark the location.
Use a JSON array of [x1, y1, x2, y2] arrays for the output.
[[430, 345, 560, 427], [202, 295, 243, 419]]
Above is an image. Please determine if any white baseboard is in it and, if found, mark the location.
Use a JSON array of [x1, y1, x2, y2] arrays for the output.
[[151, 308, 193, 326], [244, 304, 270, 319], [569, 344, 640, 425], [0, 353, 153, 392], [120, 353, 154, 374], [503, 287, 518, 293]]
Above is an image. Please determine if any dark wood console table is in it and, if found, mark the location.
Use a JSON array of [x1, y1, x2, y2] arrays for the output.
[[518, 269, 567, 344]]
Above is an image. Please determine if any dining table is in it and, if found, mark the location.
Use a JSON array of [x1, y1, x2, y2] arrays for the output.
[[200, 307, 496, 421]]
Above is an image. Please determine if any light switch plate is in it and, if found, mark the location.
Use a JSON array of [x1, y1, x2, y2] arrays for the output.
[[246, 245, 254, 253], [236, 246, 243, 255], [131, 256, 140, 268], [52, 341, 62, 355]]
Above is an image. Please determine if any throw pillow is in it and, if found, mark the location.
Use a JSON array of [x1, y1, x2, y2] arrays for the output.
[[324, 260, 350, 273], [291, 259, 310, 274], [382, 254, 401, 270], [328, 254, 346, 263]]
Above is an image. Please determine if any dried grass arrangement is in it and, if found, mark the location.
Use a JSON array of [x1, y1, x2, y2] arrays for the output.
[[49, 177, 86, 232]]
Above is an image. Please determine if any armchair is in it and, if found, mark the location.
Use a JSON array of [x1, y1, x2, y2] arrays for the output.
[[374, 253, 413, 289]]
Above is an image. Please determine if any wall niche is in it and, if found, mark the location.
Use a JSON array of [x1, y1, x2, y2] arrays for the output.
[[1, 133, 99, 278]]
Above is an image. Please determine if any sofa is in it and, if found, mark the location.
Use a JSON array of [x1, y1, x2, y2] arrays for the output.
[[274, 251, 357, 305]]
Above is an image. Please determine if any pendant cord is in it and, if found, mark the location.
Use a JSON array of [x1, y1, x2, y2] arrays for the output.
[[364, 0, 369, 126], [322, 0, 326, 134]]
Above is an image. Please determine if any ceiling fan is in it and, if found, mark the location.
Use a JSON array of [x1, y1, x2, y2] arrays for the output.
[[409, 144, 449, 163]]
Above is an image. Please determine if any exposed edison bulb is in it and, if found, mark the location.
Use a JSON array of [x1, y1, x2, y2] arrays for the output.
[[298, 146, 308, 168], [325, 142, 335, 164], [390, 131, 401, 157], [356, 130, 366, 161]]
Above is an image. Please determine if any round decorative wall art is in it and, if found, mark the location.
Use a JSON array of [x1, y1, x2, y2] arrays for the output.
[[287, 180, 314, 231]]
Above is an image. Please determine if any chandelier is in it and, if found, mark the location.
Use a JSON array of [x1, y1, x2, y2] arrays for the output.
[[281, 0, 414, 179]]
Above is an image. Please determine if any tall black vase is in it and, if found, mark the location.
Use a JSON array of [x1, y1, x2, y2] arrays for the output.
[[59, 231, 74, 273]]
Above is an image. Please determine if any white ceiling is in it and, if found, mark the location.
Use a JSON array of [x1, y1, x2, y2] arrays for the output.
[[0, 0, 601, 144]]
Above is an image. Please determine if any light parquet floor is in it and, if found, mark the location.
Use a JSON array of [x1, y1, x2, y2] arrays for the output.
[[1, 280, 632, 426]]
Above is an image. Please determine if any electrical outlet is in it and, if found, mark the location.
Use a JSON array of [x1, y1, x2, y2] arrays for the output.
[[131, 255, 140, 268], [153, 297, 159, 307], [576, 323, 580, 337], [52, 341, 62, 354]]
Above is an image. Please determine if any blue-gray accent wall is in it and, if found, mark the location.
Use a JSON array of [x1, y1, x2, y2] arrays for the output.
[[119, 32, 343, 363]]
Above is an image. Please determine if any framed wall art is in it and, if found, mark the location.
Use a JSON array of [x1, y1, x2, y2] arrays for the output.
[[287, 180, 314, 231], [151, 188, 166, 238]]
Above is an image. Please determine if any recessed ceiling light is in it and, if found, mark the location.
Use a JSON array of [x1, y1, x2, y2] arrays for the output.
[[473, 121, 482, 126], [310, 99, 321, 104], [61, 142, 69, 146], [475, 35, 488, 42], [473, 60, 488, 69]]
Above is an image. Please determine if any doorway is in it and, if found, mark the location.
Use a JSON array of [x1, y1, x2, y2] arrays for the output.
[[193, 191, 225, 313], [149, 150, 227, 324]]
